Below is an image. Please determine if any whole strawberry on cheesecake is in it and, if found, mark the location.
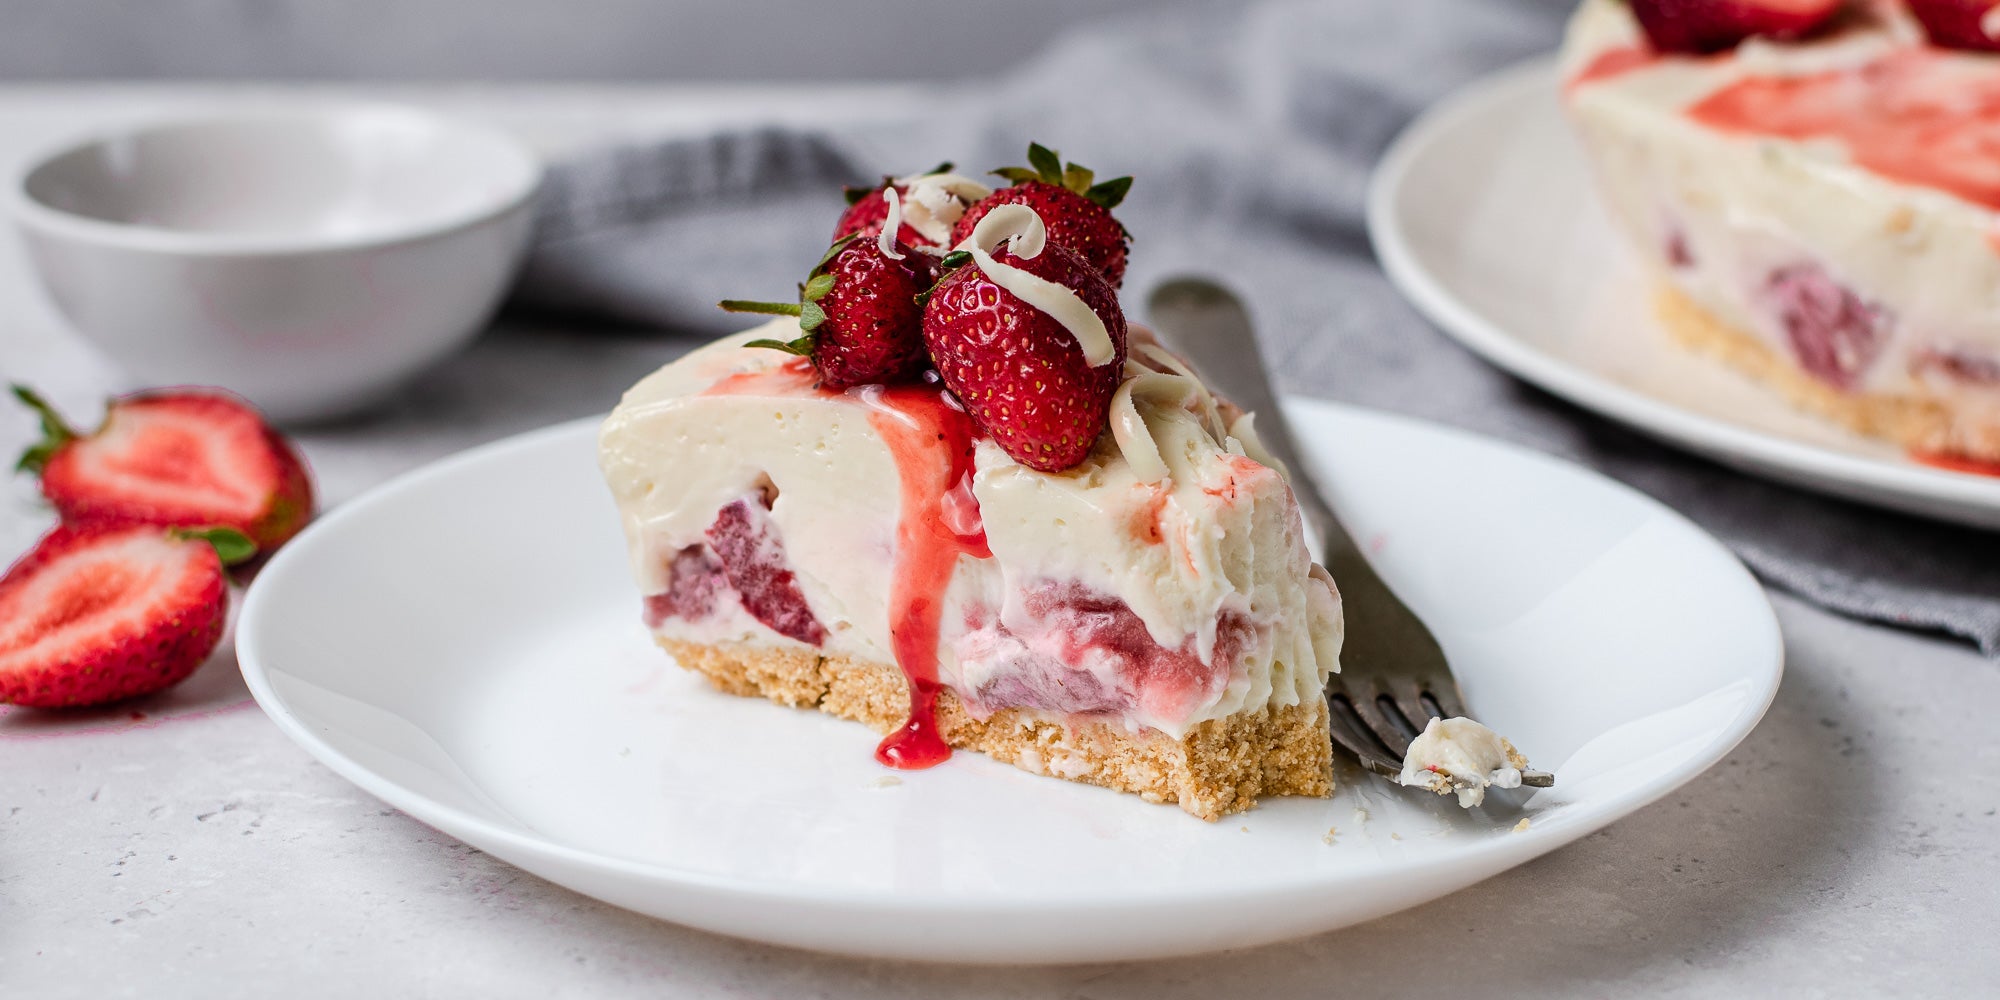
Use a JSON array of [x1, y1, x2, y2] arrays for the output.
[[599, 146, 1343, 819]]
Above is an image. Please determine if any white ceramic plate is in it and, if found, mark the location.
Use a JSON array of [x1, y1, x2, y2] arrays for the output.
[[1369, 59, 2000, 530], [237, 401, 1781, 964]]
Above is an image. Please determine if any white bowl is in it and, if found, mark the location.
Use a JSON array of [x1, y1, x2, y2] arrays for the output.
[[11, 106, 542, 422]]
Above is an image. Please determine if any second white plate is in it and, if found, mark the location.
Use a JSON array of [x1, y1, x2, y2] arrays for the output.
[[237, 400, 1780, 963], [1369, 58, 2000, 530]]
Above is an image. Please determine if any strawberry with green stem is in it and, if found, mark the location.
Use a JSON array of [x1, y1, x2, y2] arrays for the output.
[[923, 204, 1129, 472], [951, 142, 1132, 287], [721, 232, 936, 390]]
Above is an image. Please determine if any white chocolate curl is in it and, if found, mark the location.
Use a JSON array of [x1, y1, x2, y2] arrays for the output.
[[956, 204, 1117, 368], [877, 187, 907, 261], [893, 171, 992, 245], [1109, 341, 1283, 485]]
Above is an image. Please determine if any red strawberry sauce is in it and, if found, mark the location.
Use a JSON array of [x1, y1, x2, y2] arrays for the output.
[[702, 359, 992, 769], [858, 385, 991, 769], [1687, 49, 2000, 215], [1910, 450, 2000, 478]]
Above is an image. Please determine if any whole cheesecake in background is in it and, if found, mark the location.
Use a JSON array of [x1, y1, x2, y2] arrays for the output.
[[599, 148, 1343, 820], [1561, 0, 2000, 470]]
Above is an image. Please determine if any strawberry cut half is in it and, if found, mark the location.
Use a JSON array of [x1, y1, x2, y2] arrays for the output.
[[1628, 0, 1845, 54], [13, 386, 315, 551], [0, 524, 251, 709], [1908, 0, 2000, 51]]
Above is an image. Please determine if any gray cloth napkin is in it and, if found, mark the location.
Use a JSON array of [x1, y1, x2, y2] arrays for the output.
[[514, 0, 2000, 655]]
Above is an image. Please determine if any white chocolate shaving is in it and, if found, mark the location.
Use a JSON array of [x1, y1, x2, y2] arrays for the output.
[[893, 171, 992, 245], [1134, 342, 1225, 442], [957, 204, 1117, 367], [1110, 372, 1198, 483], [1227, 412, 1289, 483], [877, 187, 907, 260]]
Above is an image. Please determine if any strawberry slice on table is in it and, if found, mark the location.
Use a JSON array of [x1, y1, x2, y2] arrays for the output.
[[1907, 0, 2000, 51], [922, 203, 1129, 472], [950, 142, 1132, 287], [0, 523, 254, 709], [12, 386, 315, 552], [1628, 0, 1844, 53], [721, 232, 936, 389]]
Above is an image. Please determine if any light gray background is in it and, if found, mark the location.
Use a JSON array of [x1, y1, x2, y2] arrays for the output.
[[0, 0, 1223, 80]]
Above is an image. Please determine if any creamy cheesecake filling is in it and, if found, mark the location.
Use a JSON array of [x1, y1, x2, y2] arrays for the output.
[[1562, 0, 2000, 428], [598, 320, 1344, 752], [1397, 717, 1527, 809]]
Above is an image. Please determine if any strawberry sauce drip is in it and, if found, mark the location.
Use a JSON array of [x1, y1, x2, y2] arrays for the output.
[[1687, 50, 2000, 214], [1565, 45, 1661, 94], [700, 357, 821, 397], [861, 384, 990, 770]]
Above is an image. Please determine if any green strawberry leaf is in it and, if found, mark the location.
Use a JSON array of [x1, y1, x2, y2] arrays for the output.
[[799, 301, 828, 332], [10, 384, 77, 476], [1062, 163, 1094, 193], [174, 526, 258, 566], [743, 333, 816, 357], [1083, 175, 1133, 209], [1026, 143, 1063, 183], [991, 166, 1042, 185], [815, 233, 862, 271], [925, 161, 954, 175], [803, 273, 836, 302], [937, 250, 973, 270]]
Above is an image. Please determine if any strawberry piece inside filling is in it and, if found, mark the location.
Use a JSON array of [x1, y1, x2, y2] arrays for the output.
[[1760, 262, 1892, 391]]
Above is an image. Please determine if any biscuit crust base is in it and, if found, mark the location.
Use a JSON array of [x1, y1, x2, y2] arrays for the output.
[[1656, 284, 2000, 464], [658, 637, 1333, 821]]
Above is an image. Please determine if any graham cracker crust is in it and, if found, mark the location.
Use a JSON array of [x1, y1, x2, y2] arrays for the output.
[[658, 637, 1333, 821], [1654, 284, 2000, 463]]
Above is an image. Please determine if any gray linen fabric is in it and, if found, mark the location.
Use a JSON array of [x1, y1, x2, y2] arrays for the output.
[[514, 0, 2000, 654]]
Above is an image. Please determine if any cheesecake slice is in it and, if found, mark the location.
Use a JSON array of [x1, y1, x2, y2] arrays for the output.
[[598, 320, 1343, 820], [1563, 0, 2000, 468]]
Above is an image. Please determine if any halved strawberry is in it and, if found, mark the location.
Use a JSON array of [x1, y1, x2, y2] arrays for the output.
[[721, 233, 936, 389], [1629, 0, 1844, 53], [923, 204, 1128, 472], [13, 386, 315, 552], [1908, 0, 2000, 51], [0, 523, 254, 708], [950, 143, 1132, 287]]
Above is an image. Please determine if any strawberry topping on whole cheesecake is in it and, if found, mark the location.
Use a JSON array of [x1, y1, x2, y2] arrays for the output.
[[1907, 0, 2000, 51], [1626, 0, 1844, 52]]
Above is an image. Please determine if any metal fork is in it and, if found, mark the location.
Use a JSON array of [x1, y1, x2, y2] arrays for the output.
[[1146, 277, 1553, 791]]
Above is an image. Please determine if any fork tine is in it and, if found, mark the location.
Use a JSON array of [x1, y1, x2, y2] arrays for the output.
[[1383, 678, 1438, 737], [1325, 693, 1404, 779], [1422, 678, 1470, 721], [1346, 684, 1415, 757]]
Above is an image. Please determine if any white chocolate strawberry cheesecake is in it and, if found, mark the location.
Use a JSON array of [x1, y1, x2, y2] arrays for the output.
[[600, 146, 1343, 819], [1563, 0, 2000, 470]]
